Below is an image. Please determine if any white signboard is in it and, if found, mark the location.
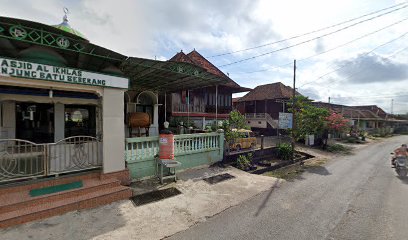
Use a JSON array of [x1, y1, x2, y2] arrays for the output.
[[278, 112, 293, 129], [0, 57, 128, 89]]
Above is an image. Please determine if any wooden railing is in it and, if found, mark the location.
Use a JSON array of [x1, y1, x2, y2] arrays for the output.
[[172, 104, 205, 113], [172, 104, 232, 114], [245, 113, 278, 128]]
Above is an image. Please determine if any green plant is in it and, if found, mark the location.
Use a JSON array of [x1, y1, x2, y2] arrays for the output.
[[236, 154, 252, 170], [343, 136, 363, 144], [288, 96, 330, 141], [222, 110, 250, 143], [277, 143, 293, 161], [169, 116, 196, 129], [326, 143, 352, 153]]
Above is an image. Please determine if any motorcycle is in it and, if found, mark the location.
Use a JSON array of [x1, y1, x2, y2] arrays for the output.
[[391, 153, 408, 177]]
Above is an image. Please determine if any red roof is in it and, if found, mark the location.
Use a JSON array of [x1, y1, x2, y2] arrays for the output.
[[169, 50, 250, 92], [168, 51, 195, 65], [232, 97, 241, 103], [238, 82, 298, 102], [312, 102, 386, 120]]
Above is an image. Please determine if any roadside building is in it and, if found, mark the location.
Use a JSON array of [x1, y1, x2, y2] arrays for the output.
[[0, 14, 228, 227], [234, 82, 299, 135], [166, 50, 250, 131]]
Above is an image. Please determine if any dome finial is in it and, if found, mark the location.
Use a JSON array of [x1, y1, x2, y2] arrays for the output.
[[63, 7, 69, 23]]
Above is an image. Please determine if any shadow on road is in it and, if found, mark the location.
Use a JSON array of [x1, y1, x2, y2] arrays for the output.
[[254, 180, 280, 217], [305, 166, 331, 176], [397, 176, 408, 184]]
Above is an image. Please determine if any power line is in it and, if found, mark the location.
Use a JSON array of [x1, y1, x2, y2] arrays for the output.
[[209, 2, 408, 58], [306, 45, 408, 89], [330, 94, 408, 100], [235, 18, 408, 75], [300, 32, 408, 87], [217, 5, 408, 68]]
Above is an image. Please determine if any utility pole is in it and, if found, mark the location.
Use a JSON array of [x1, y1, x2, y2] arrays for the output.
[[292, 59, 296, 163], [328, 97, 331, 104], [391, 99, 394, 115]]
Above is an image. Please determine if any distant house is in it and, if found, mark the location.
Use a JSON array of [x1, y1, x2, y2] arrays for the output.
[[164, 50, 250, 129], [312, 102, 391, 133], [234, 82, 299, 134]]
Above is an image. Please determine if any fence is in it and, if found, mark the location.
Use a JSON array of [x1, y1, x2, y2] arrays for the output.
[[125, 132, 224, 180], [0, 136, 102, 183], [257, 135, 291, 149]]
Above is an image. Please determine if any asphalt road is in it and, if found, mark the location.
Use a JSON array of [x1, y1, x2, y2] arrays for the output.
[[168, 135, 408, 240]]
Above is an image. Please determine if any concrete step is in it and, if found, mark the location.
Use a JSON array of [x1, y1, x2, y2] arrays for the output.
[[0, 178, 121, 214], [0, 171, 101, 194], [0, 185, 133, 229]]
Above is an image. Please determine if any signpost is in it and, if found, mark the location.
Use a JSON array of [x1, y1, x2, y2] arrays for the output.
[[278, 112, 293, 129]]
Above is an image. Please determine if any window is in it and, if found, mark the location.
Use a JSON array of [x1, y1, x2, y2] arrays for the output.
[[136, 92, 154, 124], [16, 103, 54, 143], [65, 105, 96, 137]]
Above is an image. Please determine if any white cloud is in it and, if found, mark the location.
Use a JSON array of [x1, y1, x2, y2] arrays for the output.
[[0, 0, 407, 113]]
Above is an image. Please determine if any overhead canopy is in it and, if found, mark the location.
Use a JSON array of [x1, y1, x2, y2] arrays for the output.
[[121, 57, 228, 92], [0, 16, 126, 74], [0, 16, 230, 92]]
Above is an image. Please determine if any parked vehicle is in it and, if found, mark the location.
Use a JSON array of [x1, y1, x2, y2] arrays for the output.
[[391, 153, 408, 177], [230, 129, 257, 151]]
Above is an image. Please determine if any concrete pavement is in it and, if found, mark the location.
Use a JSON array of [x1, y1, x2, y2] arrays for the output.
[[168, 135, 408, 240], [0, 166, 281, 240]]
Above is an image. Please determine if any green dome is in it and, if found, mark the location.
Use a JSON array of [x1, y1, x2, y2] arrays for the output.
[[52, 13, 87, 40]]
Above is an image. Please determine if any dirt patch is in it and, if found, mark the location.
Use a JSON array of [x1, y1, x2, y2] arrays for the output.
[[262, 158, 329, 181]]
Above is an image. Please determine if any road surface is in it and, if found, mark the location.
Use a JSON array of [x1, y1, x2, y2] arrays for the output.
[[168, 136, 408, 240]]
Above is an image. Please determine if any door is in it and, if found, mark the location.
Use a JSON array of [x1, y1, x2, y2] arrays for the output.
[[16, 102, 54, 143]]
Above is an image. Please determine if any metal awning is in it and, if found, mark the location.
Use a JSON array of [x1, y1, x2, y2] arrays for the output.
[[121, 57, 228, 92]]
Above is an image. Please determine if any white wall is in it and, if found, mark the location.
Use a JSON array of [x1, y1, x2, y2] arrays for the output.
[[102, 88, 125, 173], [247, 119, 267, 129], [54, 103, 65, 142], [2, 101, 15, 138]]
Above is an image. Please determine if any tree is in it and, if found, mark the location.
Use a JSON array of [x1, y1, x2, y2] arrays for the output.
[[221, 110, 250, 143], [325, 112, 349, 133], [288, 96, 329, 141]]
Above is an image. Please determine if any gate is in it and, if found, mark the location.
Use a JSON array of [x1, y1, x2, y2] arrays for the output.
[[0, 136, 102, 183]]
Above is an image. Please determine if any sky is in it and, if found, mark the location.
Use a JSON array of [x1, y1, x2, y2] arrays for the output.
[[1, 0, 407, 114]]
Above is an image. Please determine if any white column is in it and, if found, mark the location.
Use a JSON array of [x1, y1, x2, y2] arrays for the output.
[[152, 103, 159, 136], [202, 116, 206, 130], [54, 103, 65, 142], [2, 101, 15, 139], [215, 85, 218, 122], [164, 92, 167, 122], [102, 88, 125, 173]]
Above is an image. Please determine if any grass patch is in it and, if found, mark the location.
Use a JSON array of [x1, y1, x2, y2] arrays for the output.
[[263, 164, 305, 180], [326, 144, 353, 154], [263, 158, 328, 180]]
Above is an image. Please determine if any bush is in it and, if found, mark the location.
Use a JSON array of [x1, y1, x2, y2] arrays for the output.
[[236, 153, 253, 170], [327, 144, 352, 153], [344, 137, 363, 144], [277, 143, 293, 161]]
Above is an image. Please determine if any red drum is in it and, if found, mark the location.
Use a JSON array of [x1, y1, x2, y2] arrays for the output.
[[159, 133, 174, 160]]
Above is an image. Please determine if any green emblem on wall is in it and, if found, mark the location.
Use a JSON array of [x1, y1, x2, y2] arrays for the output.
[[56, 36, 70, 48], [9, 26, 27, 40], [177, 66, 184, 73]]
